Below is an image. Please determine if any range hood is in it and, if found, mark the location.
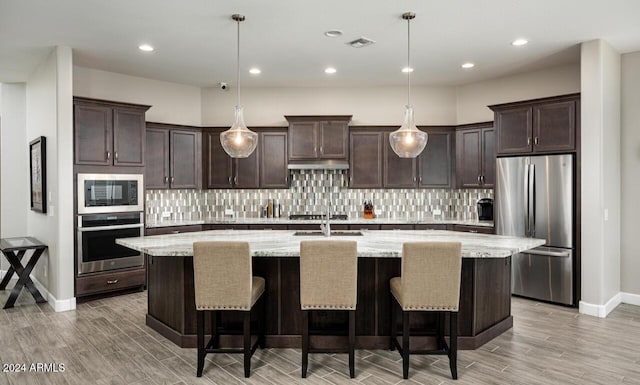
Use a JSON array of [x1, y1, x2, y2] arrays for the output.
[[287, 160, 349, 170]]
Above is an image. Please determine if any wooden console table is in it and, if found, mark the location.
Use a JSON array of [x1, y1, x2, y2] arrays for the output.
[[0, 237, 47, 308]]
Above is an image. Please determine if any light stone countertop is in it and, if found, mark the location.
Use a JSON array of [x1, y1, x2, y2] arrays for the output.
[[145, 217, 494, 228], [117, 229, 543, 259]]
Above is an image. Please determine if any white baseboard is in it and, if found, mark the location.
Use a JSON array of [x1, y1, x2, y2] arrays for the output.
[[621, 292, 640, 306], [1, 269, 76, 312]]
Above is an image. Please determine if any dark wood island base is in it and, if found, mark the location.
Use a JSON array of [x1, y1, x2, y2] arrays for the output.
[[147, 255, 512, 350]]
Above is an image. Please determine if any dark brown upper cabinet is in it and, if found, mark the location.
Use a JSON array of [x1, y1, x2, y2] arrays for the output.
[[285, 116, 351, 161], [383, 132, 417, 188], [456, 123, 495, 188], [491, 94, 579, 155], [145, 123, 201, 189], [417, 128, 455, 188], [349, 129, 383, 188], [74, 97, 150, 166], [203, 128, 287, 189]]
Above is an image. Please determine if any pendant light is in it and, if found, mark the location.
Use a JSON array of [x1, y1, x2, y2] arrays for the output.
[[220, 14, 258, 158], [389, 12, 428, 158]]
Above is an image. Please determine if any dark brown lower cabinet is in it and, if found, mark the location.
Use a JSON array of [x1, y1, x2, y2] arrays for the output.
[[146, 255, 512, 350]]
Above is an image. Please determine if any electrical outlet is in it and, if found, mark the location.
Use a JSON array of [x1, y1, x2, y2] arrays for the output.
[[48, 205, 54, 217], [433, 209, 442, 217], [162, 212, 171, 218]]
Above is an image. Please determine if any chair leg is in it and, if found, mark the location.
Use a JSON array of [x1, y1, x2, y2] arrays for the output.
[[437, 312, 445, 350], [243, 311, 251, 378], [196, 311, 205, 377], [259, 295, 266, 349], [449, 311, 458, 380], [301, 310, 309, 378], [390, 296, 397, 351], [402, 310, 410, 379], [210, 310, 217, 348], [348, 310, 356, 378]]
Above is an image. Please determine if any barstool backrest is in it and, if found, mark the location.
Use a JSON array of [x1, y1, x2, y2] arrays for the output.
[[401, 242, 462, 311], [193, 241, 252, 310], [300, 240, 358, 310]]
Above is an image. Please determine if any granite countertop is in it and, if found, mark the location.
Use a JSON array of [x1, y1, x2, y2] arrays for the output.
[[145, 217, 494, 228], [117, 229, 543, 259]]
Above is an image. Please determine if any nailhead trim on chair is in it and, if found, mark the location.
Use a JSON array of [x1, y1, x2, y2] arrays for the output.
[[402, 305, 459, 311], [301, 304, 357, 310], [197, 305, 251, 311]]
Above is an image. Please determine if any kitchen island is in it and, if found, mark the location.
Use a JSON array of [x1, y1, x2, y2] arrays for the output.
[[118, 230, 544, 350]]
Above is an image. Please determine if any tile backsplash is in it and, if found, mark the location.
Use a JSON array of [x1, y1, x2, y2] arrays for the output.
[[145, 170, 493, 222]]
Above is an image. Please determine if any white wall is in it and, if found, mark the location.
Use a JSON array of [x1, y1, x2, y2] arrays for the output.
[[621, 51, 640, 296], [580, 40, 621, 316], [73, 66, 202, 126], [455, 64, 581, 124], [201, 86, 457, 126]]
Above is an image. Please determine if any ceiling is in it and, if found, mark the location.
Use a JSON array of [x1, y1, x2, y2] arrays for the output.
[[1, 0, 639, 87]]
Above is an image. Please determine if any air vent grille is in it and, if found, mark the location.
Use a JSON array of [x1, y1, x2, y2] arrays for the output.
[[347, 37, 376, 48]]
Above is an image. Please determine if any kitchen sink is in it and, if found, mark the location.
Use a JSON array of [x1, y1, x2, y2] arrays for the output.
[[293, 231, 363, 236]]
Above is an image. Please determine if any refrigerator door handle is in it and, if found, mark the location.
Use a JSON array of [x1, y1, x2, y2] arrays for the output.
[[529, 164, 536, 238], [523, 161, 530, 236], [525, 249, 571, 258]]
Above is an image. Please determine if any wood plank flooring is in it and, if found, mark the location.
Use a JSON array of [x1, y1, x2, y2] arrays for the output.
[[1, 286, 639, 384]]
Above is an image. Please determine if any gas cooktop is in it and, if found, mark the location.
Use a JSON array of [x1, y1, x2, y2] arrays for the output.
[[289, 214, 348, 220]]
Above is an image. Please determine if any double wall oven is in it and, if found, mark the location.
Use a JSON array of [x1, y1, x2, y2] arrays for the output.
[[77, 174, 144, 275]]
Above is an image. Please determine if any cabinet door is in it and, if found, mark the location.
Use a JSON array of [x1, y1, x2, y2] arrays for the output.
[[260, 132, 289, 188], [349, 132, 383, 188], [319, 121, 348, 159], [234, 150, 259, 188], [113, 108, 145, 166], [481, 128, 496, 188], [496, 106, 532, 154], [204, 131, 233, 188], [456, 129, 482, 188], [383, 132, 416, 187], [74, 103, 112, 165], [418, 131, 453, 188], [288, 122, 318, 159], [170, 130, 200, 189], [533, 100, 576, 152], [145, 128, 170, 189]]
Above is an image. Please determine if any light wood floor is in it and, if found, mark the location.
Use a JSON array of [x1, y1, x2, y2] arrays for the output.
[[1, 287, 639, 385]]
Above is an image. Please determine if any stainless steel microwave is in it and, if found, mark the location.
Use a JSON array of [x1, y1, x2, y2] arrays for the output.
[[77, 174, 144, 214]]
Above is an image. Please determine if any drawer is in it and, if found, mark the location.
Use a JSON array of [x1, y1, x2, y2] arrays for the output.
[[248, 224, 288, 230], [145, 225, 202, 236], [380, 224, 415, 230], [205, 224, 249, 230], [76, 268, 146, 297], [415, 224, 448, 230], [349, 224, 380, 230], [451, 225, 495, 234]]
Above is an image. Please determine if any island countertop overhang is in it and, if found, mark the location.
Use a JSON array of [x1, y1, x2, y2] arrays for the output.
[[117, 229, 545, 258]]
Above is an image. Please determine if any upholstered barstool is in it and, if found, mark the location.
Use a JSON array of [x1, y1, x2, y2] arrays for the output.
[[390, 242, 462, 380], [193, 241, 265, 378], [299, 240, 358, 378]]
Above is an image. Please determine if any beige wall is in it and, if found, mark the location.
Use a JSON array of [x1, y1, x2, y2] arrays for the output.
[[73, 66, 202, 126], [455, 64, 581, 124], [621, 51, 640, 295], [580, 40, 621, 311], [201, 86, 458, 126]]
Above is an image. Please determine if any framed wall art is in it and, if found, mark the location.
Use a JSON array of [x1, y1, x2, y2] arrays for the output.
[[29, 136, 47, 213]]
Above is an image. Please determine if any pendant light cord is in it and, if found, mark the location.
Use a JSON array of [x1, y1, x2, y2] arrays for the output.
[[236, 18, 241, 108], [407, 15, 411, 107]]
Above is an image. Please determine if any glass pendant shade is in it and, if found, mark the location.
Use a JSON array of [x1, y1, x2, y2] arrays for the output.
[[389, 105, 428, 158], [220, 106, 258, 158]]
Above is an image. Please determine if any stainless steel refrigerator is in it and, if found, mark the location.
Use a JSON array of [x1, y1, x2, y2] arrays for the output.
[[495, 154, 574, 305]]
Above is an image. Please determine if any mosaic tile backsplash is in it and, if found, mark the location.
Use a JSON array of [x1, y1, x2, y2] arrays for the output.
[[145, 170, 493, 222]]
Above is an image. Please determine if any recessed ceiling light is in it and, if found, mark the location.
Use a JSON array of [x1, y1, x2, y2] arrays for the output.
[[138, 44, 154, 52], [324, 30, 343, 38], [402, 67, 414, 73], [324, 67, 337, 74], [511, 39, 528, 46], [461, 62, 475, 69], [249, 68, 261, 75]]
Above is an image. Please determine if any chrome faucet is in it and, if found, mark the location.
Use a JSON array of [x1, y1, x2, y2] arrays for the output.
[[320, 203, 331, 237]]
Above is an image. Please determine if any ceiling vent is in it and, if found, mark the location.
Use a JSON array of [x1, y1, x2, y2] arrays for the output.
[[346, 37, 376, 48]]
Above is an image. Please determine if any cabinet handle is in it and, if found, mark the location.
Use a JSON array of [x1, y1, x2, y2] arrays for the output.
[[527, 137, 531, 145], [115, 151, 118, 160], [413, 176, 417, 183], [480, 175, 485, 184], [534, 137, 539, 145], [106, 151, 110, 160], [477, 175, 481, 183], [164, 176, 169, 183], [419, 176, 422, 184], [320, 145, 323, 154], [228, 176, 232, 185], [107, 279, 118, 284], [234, 176, 238, 185], [171, 177, 175, 183]]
